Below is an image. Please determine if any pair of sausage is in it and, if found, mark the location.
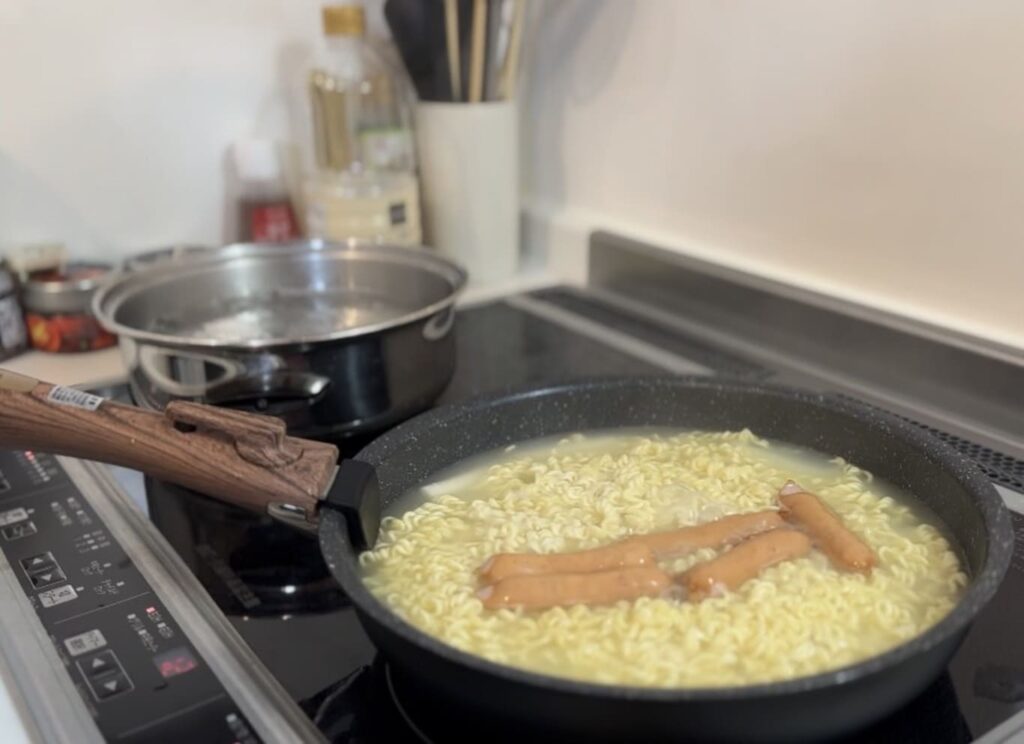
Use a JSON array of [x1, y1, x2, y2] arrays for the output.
[[674, 483, 876, 595], [478, 483, 875, 611], [478, 510, 795, 610], [479, 528, 812, 610], [478, 510, 785, 584], [681, 482, 875, 602]]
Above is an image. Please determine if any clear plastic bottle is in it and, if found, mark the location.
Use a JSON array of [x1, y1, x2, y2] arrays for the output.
[[300, 4, 422, 246]]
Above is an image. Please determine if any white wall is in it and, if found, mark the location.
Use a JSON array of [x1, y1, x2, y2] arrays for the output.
[[523, 1, 1024, 350], [0, 0, 386, 260], [3, 1, 1022, 349]]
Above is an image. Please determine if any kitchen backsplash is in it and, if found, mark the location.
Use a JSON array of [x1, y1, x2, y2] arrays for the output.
[[521, 1, 1024, 351]]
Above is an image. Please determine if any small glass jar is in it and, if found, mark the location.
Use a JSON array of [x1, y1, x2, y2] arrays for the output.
[[0, 260, 28, 360], [22, 263, 117, 353]]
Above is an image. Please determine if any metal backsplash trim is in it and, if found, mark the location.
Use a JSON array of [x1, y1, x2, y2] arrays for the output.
[[586, 231, 1024, 461], [588, 231, 1023, 366]]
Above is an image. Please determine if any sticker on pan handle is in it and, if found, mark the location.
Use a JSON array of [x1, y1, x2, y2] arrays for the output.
[[46, 386, 104, 411]]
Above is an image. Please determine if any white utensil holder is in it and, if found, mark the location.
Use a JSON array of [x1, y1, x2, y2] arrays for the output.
[[415, 101, 519, 287]]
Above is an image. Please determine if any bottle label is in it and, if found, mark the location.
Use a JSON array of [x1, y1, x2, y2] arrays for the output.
[[359, 128, 414, 171], [303, 175, 422, 245], [250, 204, 300, 242]]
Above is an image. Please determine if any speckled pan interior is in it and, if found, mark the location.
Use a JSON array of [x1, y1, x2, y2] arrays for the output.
[[320, 375, 1013, 702]]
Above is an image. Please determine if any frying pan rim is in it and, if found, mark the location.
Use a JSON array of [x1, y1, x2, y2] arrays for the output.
[[320, 374, 1013, 702]]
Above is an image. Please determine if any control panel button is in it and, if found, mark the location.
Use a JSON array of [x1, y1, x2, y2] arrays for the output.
[[29, 568, 66, 589], [2, 521, 36, 541], [78, 651, 134, 702], [21, 552, 56, 572], [0, 507, 28, 527], [83, 650, 118, 678], [92, 672, 131, 700], [38, 584, 77, 607], [64, 629, 107, 657]]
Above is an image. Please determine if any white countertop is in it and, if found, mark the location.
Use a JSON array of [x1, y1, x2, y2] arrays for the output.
[[2, 348, 125, 388]]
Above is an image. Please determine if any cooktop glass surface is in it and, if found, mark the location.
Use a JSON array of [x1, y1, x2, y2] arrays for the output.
[[123, 292, 1024, 743]]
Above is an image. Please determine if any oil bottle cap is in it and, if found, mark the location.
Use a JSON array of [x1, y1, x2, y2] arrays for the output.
[[322, 5, 365, 37]]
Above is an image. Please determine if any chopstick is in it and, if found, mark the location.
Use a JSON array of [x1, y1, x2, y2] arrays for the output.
[[444, 0, 462, 101], [498, 0, 525, 101], [468, 0, 487, 103]]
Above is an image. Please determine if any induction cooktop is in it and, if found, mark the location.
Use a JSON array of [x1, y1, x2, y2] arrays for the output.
[[3, 286, 1022, 743]]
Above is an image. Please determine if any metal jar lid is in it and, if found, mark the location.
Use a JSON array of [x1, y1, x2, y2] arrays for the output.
[[22, 263, 115, 315]]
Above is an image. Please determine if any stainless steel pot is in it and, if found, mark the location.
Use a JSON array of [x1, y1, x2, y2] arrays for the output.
[[93, 240, 467, 438]]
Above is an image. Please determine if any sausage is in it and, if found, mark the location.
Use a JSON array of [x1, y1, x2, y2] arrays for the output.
[[681, 529, 812, 601], [634, 510, 785, 559], [479, 540, 655, 584], [777, 480, 876, 573], [479, 511, 782, 582], [478, 566, 672, 611]]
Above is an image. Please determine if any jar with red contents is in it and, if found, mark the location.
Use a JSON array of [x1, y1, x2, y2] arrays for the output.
[[22, 264, 117, 353]]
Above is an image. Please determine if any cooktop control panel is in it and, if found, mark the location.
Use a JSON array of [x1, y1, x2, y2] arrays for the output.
[[0, 449, 261, 743]]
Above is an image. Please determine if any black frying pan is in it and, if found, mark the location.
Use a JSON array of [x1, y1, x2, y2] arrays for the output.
[[0, 373, 1011, 742], [320, 376, 1012, 743]]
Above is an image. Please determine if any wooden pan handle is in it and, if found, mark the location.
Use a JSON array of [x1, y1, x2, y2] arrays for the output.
[[0, 370, 338, 523]]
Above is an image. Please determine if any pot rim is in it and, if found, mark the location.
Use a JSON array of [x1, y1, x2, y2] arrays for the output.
[[92, 240, 468, 349], [321, 375, 1014, 703]]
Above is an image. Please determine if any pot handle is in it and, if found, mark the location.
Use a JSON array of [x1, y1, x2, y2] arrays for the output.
[[137, 345, 241, 398], [0, 369, 338, 524]]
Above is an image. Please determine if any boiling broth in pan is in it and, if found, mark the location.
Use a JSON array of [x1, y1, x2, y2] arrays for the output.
[[359, 429, 966, 687]]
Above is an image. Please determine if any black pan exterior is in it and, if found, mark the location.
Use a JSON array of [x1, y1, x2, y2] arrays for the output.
[[320, 376, 1013, 742]]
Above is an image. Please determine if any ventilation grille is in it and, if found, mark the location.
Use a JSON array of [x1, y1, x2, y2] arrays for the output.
[[835, 395, 1024, 493], [912, 424, 1024, 492]]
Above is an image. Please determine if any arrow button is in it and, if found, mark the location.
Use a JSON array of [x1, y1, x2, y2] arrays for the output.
[[29, 567, 66, 589], [91, 672, 131, 700], [84, 650, 117, 678], [80, 651, 132, 701], [21, 552, 55, 571]]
